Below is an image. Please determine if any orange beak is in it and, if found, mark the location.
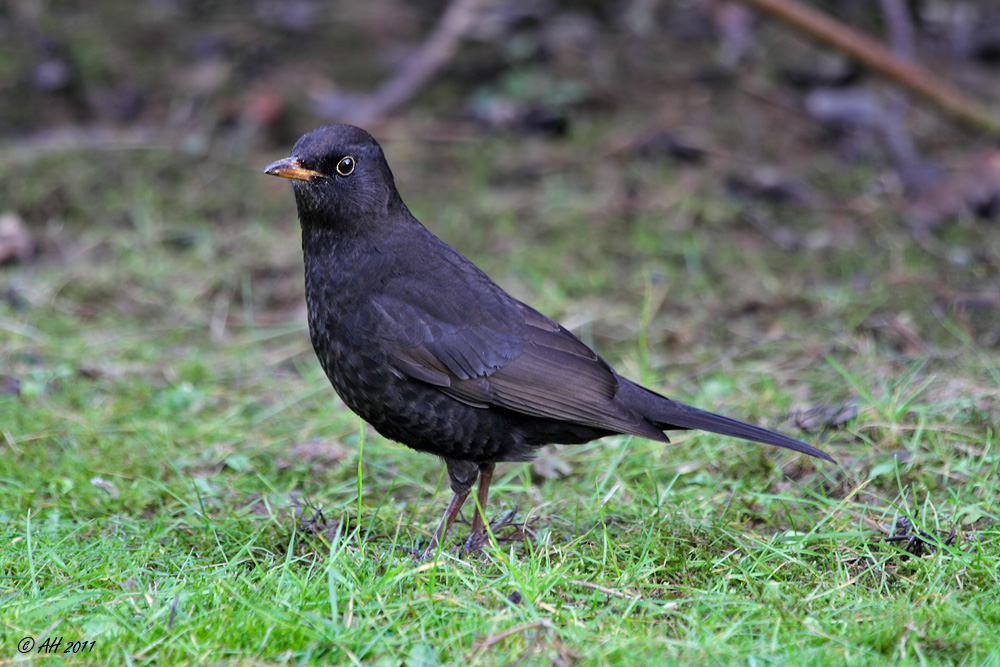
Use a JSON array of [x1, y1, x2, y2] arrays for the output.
[[263, 157, 324, 182]]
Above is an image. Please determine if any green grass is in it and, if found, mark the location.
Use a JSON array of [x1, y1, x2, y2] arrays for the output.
[[2, 119, 999, 664]]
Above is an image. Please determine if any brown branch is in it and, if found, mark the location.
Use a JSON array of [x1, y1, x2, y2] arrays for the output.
[[315, 0, 497, 125], [474, 620, 551, 650], [739, 0, 1000, 136], [567, 579, 641, 601]]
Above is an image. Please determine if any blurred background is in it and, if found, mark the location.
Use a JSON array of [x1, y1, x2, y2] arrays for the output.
[[4, 0, 1000, 491], [3, 0, 999, 403]]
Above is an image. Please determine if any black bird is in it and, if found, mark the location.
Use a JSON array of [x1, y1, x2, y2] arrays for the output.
[[264, 125, 834, 556]]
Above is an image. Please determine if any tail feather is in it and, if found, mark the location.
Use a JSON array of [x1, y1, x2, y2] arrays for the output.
[[619, 379, 835, 463]]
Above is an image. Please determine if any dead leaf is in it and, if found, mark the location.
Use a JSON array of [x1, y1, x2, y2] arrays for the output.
[[906, 150, 1000, 230], [90, 476, 121, 500], [275, 438, 348, 471], [0, 212, 34, 264], [531, 447, 572, 481], [782, 403, 858, 434]]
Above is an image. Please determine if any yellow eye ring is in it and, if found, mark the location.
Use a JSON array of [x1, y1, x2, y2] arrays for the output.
[[336, 156, 356, 176]]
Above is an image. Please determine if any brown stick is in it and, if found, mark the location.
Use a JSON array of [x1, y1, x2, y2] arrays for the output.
[[566, 579, 641, 601], [739, 0, 1000, 136], [316, 0, 496, 125], [474, 621, 551, 649]]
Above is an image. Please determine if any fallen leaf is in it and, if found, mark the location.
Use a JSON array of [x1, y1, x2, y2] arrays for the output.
[[90, 476, 121, 500], [531, 447, 572, 481], [275, 438, 348, 471], [0, 212, 34, 264]]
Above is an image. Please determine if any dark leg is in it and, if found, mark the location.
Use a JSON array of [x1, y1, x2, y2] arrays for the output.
[[464, 462, 496, 552], [422, 488, 470, 558], [422, 458, 479, 558]]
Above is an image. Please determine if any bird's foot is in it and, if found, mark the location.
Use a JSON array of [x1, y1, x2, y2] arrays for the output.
[[463, 509, 519, 552], [463, 529, 487, 553]]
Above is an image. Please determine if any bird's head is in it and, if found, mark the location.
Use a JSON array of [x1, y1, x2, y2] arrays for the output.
[[264, 124, 401, 228]]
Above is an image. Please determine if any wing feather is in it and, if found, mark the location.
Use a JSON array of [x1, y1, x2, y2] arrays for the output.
[[383, 293, 662, 439]]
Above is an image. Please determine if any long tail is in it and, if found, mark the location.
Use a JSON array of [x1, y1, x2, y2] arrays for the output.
[[618, 379, 836, 463]]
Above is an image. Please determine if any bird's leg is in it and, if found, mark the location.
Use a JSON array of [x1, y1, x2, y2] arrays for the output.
[[422, 459, 479, 558], [422, 488, 470, 558], [464, 462, 496, 552]]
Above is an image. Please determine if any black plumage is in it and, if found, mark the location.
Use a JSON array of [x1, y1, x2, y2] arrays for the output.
[[264, 124, 834, 556]]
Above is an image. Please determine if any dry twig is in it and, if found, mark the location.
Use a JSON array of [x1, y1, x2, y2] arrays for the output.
[[566, 579, 641, 601], [314, 0, 497, 125], [740, 0, 1000, 135]]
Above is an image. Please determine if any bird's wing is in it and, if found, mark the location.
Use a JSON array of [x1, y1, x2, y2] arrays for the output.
[[380, 289, 662, 438], [465, 307, 660, 436]]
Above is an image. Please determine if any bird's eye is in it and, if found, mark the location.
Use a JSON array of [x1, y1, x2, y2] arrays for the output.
[[336, 156, 356, 176]]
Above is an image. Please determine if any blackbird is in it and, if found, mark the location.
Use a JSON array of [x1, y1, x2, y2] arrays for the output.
[[264, 124, 834, 556]]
